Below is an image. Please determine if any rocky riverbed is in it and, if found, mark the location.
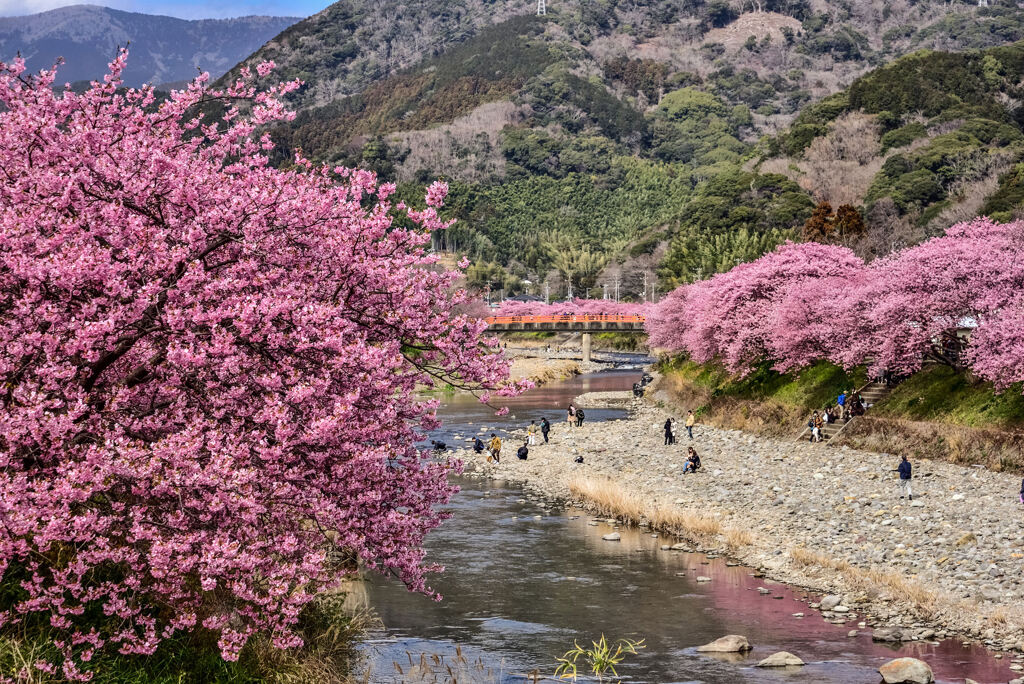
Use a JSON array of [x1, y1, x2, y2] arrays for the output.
[[458, 398, 1024, 667]]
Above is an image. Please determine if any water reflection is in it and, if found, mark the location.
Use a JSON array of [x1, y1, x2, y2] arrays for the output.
[[357, 479, 1013, 684]]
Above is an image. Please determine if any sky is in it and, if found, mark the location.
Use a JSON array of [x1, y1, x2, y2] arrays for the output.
[[0, 0, 332, 19]]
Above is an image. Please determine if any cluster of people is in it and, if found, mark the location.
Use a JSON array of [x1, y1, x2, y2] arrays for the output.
[[808, 389, 869, 442], [567, 404, 585, 427], [663, 410, 697, 444]]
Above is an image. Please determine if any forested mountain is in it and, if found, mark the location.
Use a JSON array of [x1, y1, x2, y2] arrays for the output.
[[0, 5, 299, 87], [227, 0, 1024, 298]]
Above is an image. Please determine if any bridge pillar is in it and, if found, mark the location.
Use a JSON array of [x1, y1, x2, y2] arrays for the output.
[[582, 333, 592, 363]]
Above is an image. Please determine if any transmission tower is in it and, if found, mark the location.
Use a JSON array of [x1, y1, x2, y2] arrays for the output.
[[536, 0, 546, 16]]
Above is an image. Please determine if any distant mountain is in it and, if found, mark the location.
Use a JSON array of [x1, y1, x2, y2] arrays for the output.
[[0, 4, 300, 87]]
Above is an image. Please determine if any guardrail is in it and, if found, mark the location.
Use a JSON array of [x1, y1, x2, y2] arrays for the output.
[[485, 314, 647, 325]]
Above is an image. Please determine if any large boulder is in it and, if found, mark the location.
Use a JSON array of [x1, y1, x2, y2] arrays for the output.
[[697, 635, 752, 653], [878, 657, 934, 684], [756, 651, 804, 667], [820, 595, 843, 610]]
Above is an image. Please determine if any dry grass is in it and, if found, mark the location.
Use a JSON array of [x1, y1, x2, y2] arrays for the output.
[[568, 476, 725, 542], [789, 546, 942, 618], [723, 527, 755, 551]]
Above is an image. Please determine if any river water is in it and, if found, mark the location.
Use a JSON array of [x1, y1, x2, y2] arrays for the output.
[[354, 368, 1016, 683]]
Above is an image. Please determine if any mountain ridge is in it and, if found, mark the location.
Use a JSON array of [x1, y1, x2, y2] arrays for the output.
[[0, 4, 299, 87]]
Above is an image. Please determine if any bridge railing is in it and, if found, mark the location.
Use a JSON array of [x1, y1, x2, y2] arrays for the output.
[[485, 314, 646, 325]]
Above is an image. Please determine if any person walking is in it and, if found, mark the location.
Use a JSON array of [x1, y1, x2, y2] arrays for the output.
[[895, 455, 912, 500], [527, 420, 537, 446], [540, 417, 550, 443], [664, 418, 674, 445], [685, 410, 696, 440], [576, 408, 585, 427], [489, 433, 502, 463]]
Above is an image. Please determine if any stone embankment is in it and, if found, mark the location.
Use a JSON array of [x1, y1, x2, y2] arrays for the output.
[[460, 400, 1024, 664]]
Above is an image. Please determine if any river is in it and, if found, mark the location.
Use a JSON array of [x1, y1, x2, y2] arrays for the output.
[[353, 368, 1015, 683]]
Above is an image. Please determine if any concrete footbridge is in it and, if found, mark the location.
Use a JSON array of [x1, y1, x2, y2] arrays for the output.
[[485, 314, 646, 362]]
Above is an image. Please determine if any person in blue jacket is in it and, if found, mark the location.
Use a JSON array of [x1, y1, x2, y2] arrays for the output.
[[895, 455, 912, 500]]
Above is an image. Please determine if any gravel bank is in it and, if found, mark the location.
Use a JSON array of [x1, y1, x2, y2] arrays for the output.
[[460, 399, 1024, 657]]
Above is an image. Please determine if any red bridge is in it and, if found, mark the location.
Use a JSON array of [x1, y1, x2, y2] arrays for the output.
[[485, 314, 646, 328], [485, 314, 646, 361]]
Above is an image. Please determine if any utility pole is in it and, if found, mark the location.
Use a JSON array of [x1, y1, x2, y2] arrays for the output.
[[567, 278, 573, 301], [614, 277, 619, 302], [642, 272, 648, 302], [544, 281, 550, 305], [602, 283, 608, 300]]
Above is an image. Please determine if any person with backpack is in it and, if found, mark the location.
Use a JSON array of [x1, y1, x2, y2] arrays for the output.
[[517, 442, 529, 460], [540, 417, 551, 443], [488, 433, 502, 463], [895, 455, 912, 500], [576, 408, 585, 427]]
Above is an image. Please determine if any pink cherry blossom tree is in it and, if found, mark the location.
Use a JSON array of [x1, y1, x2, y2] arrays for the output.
[[844, 218, 1024, 375], [0, 53, 518, 679], [648, 218, 1024, 391], [647, 242, 864, 374]]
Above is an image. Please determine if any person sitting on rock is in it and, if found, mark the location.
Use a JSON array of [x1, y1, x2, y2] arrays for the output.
[[683, 447, 701, 474], [517, 442, 529, 460]]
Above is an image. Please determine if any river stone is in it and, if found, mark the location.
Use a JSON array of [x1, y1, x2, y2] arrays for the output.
[[696, 576, 712, 582], [697, 635, 752, 653], [820, 595, 843, 610], [756, 651, 804, 667], [602, 532, 621, 541], [878, 657, 934, 684], [872, 627, 903, 642]]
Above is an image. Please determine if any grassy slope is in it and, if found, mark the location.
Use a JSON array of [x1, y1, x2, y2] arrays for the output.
[[658, 358, 1024, 468], [871, 364, 1024, 429], [659, 358, 865, 418]]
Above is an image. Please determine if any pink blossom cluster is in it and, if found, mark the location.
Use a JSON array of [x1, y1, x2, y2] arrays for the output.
[[493, 299, 650, 317], [647, 219, 1024, 389], [0, 53, 519, 679]]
